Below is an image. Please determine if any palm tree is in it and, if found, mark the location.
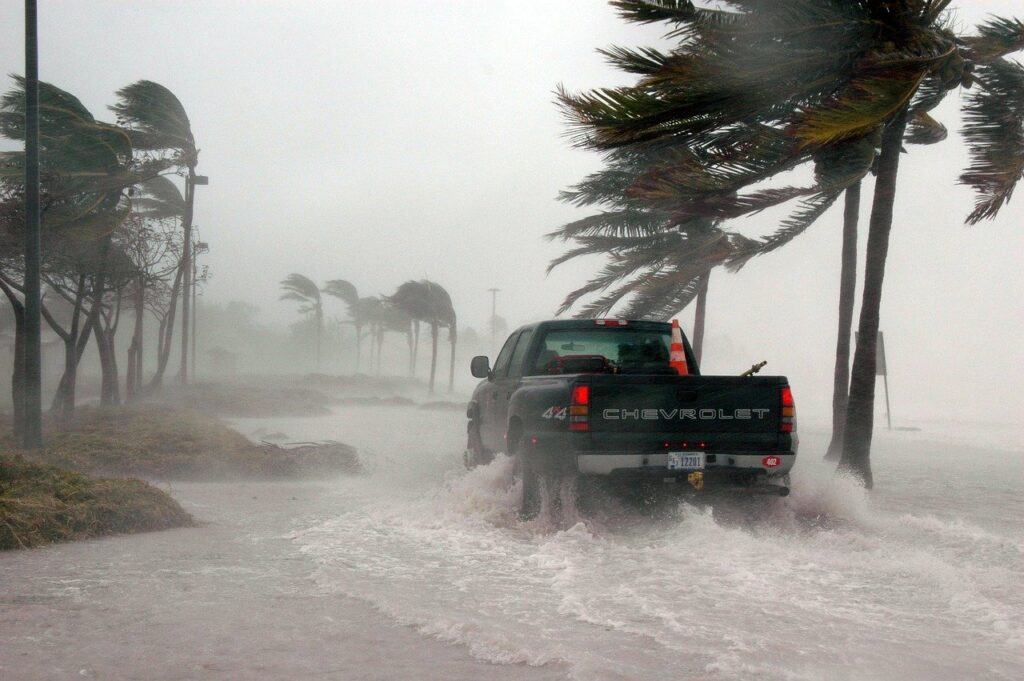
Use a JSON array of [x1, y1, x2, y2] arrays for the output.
[[550, 149, 760, 360], [0, 78, 137, 425], [111, 80, 199, 384], [280, 273, 323, 370], [558, 1, 1024, 486], [388, 280, 457, 393], [322, 278, 362, 369], [374, 301, 414, 377]]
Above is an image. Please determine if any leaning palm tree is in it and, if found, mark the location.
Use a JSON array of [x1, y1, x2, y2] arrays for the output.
[[559, 0, 1024, 486], [0, 78, 137, 426], [130, 175, 186, 392], [551, 148, 761, 360], [322, 278, 362, 369], [355, 296, 384, 372], [370, 300, 414, 377], [111, 80, 200, 384], [388, 280, 457, 393], [280, 273, 323, 370]]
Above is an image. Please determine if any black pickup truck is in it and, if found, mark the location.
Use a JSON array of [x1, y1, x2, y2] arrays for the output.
[[466, 319, 797, 516]]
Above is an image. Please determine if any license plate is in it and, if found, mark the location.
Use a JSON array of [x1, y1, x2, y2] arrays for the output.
[[667, 452, 705, 470]]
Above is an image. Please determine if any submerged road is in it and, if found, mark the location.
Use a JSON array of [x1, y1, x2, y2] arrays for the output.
[[1, 407, 1021, 681]]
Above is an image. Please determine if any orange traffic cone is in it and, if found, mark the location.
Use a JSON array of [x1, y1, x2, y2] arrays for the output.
[[669, 319, 689, 376]]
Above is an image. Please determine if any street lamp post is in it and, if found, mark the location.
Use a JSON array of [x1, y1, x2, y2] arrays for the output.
[[191, 240, 209, 379], [179, 173, 208, 384], [22, 0, 42, 448]]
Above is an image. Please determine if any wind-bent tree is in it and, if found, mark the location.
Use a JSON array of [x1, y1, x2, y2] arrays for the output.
[[122, 177, 183, 397], [111, 81, 199, 384], [128, 175, 186, 393], [558, 0, 1024, 486], [376, 302, 414, 376], [322, 278, 364, 369], [549, 150, 760, 361], [388, 280, 457, 393], [0, 77, 136, 422], [280, 273, 323, 369]]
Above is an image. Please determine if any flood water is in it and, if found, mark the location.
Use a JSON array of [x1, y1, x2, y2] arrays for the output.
[[2, 406, 1021, 680]]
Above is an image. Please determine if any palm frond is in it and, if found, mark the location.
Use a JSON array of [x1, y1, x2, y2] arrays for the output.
[[959, 58, 1024, 223], [962, 16, 1024, 62], [727, 190, 843, 271], [280, 273, 321, 302], [788, 73, 926, 147], [322, 279, 359, 306], [110, 80, 195, 160], [609, 0, 698, 25], [132, 175, 185, 219], [904, 110, 948, 145]]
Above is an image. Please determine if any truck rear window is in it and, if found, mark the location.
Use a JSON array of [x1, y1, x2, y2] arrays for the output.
[[530, 329, 674, 375]]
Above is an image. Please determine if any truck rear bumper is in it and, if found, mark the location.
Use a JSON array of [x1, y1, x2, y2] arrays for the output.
[[576, 452, 795, 477]]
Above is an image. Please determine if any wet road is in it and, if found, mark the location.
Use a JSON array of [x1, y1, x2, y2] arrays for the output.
[[2, 406, 1021, 680]]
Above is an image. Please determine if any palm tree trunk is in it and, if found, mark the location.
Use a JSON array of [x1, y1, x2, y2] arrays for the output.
[[40, 276, 84, 419], [12, 308, 25, 438], [448, 328, 457, 393], [101, 293, 122, 406], [428, 321, 439, 394], [148, 265, 184, 391], [692, 269, 710, 365], [315, 308, 322, 371], [376, 327, 384, 377], [825, 182, 861, 461], [96, 325, 121, 407], [0, 277, 26, 438], [354, 322, 362, 373], [407, 327, 414, 375], [367, 325, 375, 371], [840, 112, 910, 488], [126, 276, 144, 401], [412, 320, 420, 377]]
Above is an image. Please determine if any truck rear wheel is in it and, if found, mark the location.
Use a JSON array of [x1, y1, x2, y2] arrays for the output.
[[509, 431, 540, 520]]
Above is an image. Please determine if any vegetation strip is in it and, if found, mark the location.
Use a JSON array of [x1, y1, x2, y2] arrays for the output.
[[0, 454, 193, 550]]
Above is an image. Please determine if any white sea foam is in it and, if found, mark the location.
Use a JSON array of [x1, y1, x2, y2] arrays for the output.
[[288, 409, 1024, 680]]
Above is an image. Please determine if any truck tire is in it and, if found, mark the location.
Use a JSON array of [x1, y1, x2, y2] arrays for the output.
[[508, 428, 540, 519], [464, 422, 492, 469]]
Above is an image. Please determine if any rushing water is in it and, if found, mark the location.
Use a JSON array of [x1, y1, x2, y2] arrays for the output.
[[2, 406, 1021, 680], [259, 407, 1023, 681]]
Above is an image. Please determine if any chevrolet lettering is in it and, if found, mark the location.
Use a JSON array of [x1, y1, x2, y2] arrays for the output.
[[465, 319, 797, 518], [602, 408, 770, 421]]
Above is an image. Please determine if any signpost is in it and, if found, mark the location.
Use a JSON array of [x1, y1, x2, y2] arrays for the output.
[[877, 331, 891, 431], [856, 330, 892, 430]]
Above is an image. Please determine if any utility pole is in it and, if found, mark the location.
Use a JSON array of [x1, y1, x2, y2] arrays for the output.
[[22, 0, 42, 448], [487, 287, 500, 355], [178, 173, 207, 384], [191, 240, 208, 379]]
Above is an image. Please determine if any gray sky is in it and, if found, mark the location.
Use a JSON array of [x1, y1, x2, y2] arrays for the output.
[[1, 1, 1022, 426]]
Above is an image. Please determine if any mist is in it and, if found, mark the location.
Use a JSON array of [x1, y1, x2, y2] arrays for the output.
[[0, 1, 1019, 425]]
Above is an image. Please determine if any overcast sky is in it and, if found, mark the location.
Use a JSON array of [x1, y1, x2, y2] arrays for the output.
[[1, 1, 1022, 427]]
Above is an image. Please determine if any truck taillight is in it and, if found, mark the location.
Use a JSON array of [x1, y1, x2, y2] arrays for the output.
[[780, 386, 796, 433], [569, 384, 589, 431]]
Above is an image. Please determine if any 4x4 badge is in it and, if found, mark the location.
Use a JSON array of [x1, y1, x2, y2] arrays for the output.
[[542, 407, 567, 421]]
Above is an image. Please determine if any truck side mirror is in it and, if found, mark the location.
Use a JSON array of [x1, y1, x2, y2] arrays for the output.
[[470, 355, 492, 379]]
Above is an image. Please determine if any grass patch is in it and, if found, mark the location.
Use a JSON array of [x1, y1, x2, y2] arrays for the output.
[[1, 405, 361, 480], [0, 454, 193, 550]]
